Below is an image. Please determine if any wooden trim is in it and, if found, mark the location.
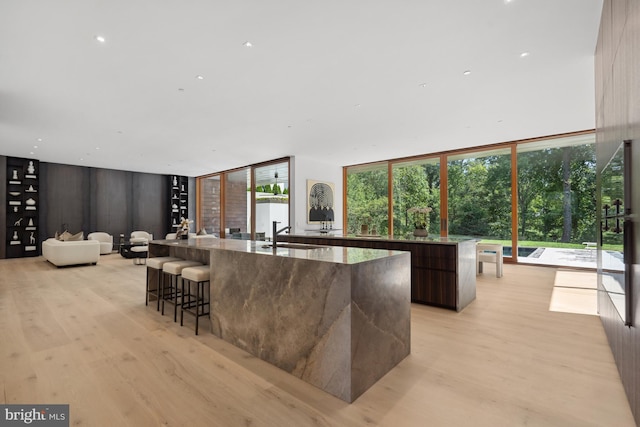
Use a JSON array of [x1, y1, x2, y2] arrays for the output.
[[342, 166, 348, 232], [510, 144, 519, 263], [195, 156, 291, 179], [220, 174, 226, 238], [344, 129, 595, 169], [195, 177, 202, 232], [439, 154, 448, 237], [250, 168, 256, 240], [388, 162, 394, 236]]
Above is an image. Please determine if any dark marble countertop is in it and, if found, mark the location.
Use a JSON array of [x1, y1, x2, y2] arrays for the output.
[[150, 238, 407, 265], [285, 233, 476, 245]]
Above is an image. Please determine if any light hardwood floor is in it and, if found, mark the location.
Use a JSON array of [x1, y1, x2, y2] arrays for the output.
[[0, 254, 635, 426]]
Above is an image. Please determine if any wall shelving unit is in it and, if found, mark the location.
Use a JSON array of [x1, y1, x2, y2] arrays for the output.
[[6, 157, 40, 258]]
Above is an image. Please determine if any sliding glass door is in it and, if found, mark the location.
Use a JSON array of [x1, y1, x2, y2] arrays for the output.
[[447, 148, 512, 254], [516, 134, 596, 267]]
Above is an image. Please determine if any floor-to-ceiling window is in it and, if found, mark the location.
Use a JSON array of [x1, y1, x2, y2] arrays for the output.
[[344, 131, 596, 268], [254, 160, 289, 241], [196, 158, 290, 239], [224, 168, 251, 238], [345, 162, 389, 235], [392, 157, 441, 237], [447, 148, 512, 252], [197, 174, 221, 236]]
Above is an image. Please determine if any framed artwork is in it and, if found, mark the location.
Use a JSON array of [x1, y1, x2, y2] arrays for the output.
[[307, 180, 335, 223]]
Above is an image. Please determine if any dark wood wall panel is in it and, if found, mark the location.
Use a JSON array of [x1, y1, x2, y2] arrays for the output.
[[0, 157, 174, 258], [0, 156, 6, 258], [596, 0, 640, 423], [40, 163, 89, 237], [91, 168, 131, 238], [132, 172, 167, 239], [0, 161, 174, 256]]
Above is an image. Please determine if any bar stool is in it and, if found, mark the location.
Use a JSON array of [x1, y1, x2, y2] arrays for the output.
[[146, 256, 182, 310], [161, 260, 202, 322], [180, 265, 211, 335]]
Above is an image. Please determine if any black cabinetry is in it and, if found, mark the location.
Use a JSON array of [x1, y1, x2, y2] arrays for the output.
[[6, 157, 40, 258], [169, 175, 188, 230]]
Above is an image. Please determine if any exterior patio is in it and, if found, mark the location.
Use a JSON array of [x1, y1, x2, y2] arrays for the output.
[[516, 247, 623, 270]]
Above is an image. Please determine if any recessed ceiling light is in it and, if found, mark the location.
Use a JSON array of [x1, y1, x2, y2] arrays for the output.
[[29, 152, 34, 155], [95, 147, 100, 150], [33, 145, 38, 149], [37, 138, 42, 142], [520, 52, 530, 58], [419, 83, 427, 87], [463, 70, 471, 75], [95, 35, 106, 43], [243, 41, 253, 47], [354, 104, 361, 108], [196, 75, 204, 80], [504, 0, 514, 4]]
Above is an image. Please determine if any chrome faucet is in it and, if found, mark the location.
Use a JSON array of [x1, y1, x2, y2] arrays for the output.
[[272, 221, 292, 246]]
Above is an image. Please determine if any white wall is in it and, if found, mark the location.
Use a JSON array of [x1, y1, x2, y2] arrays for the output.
[[256, 201, 289, 239], [290, 155, 343, 235]]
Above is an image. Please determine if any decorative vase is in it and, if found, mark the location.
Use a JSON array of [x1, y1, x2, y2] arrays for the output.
[[360, 224, 369, 235], [413, 228, 428, 237]]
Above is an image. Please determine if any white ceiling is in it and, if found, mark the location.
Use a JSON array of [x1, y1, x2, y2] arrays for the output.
[[0, 0, 603, 177]]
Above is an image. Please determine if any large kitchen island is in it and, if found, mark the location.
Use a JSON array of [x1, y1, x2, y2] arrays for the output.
[[281, 234, 477, 311], [148, 238, 411, 403]]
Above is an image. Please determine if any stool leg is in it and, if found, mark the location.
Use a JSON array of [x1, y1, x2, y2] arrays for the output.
[[157, 270, 164, 311], [174, 275, 180, 322], [195, 281, 200, 335], [161, 273, 168, 316], [145, 266, 150, 306], [180, 279, 186, 327]]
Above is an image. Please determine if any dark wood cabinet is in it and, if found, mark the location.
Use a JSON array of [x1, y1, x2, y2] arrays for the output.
[[6, 157, 40, 258], [281, 234, 476, 311], [169, 175, 188, 231]]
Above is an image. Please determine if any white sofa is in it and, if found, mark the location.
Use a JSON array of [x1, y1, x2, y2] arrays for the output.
[[42, 238, 101, 267]]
